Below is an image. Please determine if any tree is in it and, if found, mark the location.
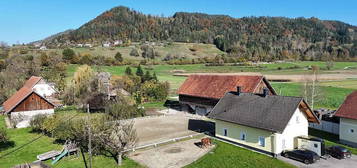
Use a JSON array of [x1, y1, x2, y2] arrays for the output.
[[129, 48, 140, 57], [72, 65, 95, 105], [143, 71, 152, 82], [0, 128, 9, 144], [95, 120, 137, 166], [152, 72, 158, 81], [40, 53, 50, 66], [302, 66, 323, 110], [125, 67, 132, 76], [135, 65, 144, 77], [62, 48, 75, 62], [115, 52, 123, 62]]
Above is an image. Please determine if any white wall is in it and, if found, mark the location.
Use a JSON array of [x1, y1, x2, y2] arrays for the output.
[[33, 83, 56, 97], [274, 108, 309, 154], [11, 109, 54, 128], [339, 118, 357, 147]]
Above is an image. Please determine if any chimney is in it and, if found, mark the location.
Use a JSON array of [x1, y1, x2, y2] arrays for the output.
[[236, 86, 241, 96], [263, 88, 269, 97]]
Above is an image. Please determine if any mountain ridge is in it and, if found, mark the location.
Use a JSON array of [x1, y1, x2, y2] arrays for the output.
[[43, 6, 357, 61]]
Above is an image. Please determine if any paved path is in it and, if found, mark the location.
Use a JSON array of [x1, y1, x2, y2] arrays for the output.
[[278, 155, 357, 168]]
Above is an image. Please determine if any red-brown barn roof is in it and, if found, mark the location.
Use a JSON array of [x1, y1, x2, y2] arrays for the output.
[[335, 91, 357, 120], [23, 76, 42, 88], [177, 75, 275, 99], [3, 87, 33, 113]]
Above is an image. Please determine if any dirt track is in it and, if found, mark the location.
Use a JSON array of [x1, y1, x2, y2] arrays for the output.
[[174, 72, 357, 82]]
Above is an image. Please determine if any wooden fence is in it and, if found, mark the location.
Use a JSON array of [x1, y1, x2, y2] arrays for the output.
[[309, 120, 339, 135]]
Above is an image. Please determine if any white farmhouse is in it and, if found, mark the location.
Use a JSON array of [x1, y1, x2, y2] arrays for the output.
[[208, 90, 320, 156]]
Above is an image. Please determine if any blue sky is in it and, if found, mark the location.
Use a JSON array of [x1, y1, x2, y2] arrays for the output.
[[0, 0, 356, 45]]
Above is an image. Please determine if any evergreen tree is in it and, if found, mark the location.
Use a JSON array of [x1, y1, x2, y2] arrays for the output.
[[136, 65, 144, 77], [143, 71, 152, 82], [125, 67, 132, 76], [152, 72, 158, 81], [115, 52, 123, 62]]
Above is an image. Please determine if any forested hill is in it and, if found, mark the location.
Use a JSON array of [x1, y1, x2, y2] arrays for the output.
[[48, 6, 357, 61]]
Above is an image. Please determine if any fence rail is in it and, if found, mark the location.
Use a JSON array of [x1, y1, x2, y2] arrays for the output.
[[124, 132, 205, 153]]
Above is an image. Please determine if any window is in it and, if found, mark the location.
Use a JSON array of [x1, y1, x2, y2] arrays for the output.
[[296, 116, 300, 124], [258, 136, 265, 147], [223, 128, 228, 136], [240, 132, 246, 141], [314, 143, 318, 148], [350, 129, 354, 133]]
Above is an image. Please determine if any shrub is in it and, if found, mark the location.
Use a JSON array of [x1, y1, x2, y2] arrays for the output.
[[30, 114, 48, 132], [130, 48, 140, 57], [115, 52, 123, 62], [62, 48, 75, 62], [0, 128, 9, 144], [141, 80, 169, 102]]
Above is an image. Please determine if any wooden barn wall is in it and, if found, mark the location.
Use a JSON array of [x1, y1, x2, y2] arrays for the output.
[[12, 93, 54, 112], [254, 81, 275, 95], [179, 95, 219, 106]]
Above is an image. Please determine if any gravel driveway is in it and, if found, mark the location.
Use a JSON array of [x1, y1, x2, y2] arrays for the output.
[[278, 155, 357, 168], [133, 113, 214, 146], [130, 138, 214, 168]]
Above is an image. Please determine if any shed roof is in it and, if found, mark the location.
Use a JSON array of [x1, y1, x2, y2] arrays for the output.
[[335, 91, 357, 120], [177, 75, 275, 99], [208, 92, 319, 133]]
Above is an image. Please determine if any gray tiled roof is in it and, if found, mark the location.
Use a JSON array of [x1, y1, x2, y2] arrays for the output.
[[208, 92, 303, 133]]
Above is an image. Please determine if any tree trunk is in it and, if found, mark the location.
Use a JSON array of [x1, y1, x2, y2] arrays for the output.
[[117, 153, 122, 167]]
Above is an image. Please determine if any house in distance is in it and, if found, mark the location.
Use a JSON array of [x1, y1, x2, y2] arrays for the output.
[[208, 89, 320, 156], [177, 75, 276, 115], [335, 91, 357, 147]]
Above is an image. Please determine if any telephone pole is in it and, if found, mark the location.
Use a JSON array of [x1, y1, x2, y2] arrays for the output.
[[87, 104, 92, 168]]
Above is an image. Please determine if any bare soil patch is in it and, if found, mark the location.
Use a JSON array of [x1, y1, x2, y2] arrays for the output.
[[175, 72, 357, 82]]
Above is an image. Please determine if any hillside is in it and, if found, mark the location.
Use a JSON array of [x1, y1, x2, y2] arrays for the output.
[[46, 6, 357, 61]]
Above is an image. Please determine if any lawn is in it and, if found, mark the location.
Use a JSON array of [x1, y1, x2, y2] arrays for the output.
[[186, 140, 296, 168], [309, 128, 357, 155], [320, 79, 357, 89], [271, 82, 354, 109], [0, 115, 142, 168]]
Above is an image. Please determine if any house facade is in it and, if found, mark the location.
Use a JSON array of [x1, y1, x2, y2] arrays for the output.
[[177, 75, 276, 115], [335, 91, 357, 147], [208, 91, 319, 155]]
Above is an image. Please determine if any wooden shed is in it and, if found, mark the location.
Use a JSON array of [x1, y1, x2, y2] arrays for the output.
[[3, 87, 55, 128]]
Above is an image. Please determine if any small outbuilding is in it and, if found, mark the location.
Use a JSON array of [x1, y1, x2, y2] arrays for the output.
[[335, 91, 357, 147], [2, 77, 56, 128], [208, 90, 319, 156], [177, 75, 276, 115]]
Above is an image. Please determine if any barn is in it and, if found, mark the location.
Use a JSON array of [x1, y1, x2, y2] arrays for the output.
[[177, 75, 276, 115], [3, 86, 55, 128]]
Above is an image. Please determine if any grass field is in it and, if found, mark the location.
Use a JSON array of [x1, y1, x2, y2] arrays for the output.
[[186, 140, 296, 168], [67, 61, 357, 109], [0, 115, 142, 168], [271, 82, 354, 109], [320, 79, 357, 89]]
